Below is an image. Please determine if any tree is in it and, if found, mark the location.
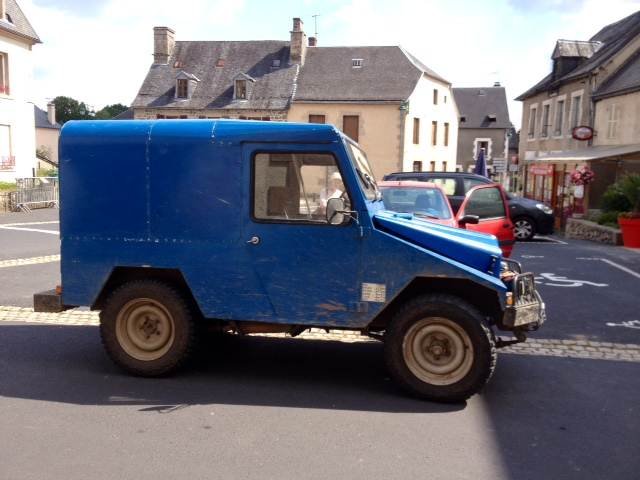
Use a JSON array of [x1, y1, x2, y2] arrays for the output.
[[51, 96, 95, 125], [95, 103, 130, 120]]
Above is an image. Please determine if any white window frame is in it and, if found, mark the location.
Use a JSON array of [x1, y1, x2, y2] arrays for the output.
[[0, 52, 8, 96], [569, 90, 584, 130], [606, 103, 620, 139], [527, 104, 538, 139], [541, 100, 551, 138], [554, 96, 566, 137]]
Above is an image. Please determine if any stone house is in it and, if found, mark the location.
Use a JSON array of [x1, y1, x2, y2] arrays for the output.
[[131, 19, 458, 180], [452, 84, 512, 174], [0, 0, 41, 182], [515, 10, 640, 228]]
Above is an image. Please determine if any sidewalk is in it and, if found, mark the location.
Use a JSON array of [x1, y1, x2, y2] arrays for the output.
[[0, 206, 60, 225]]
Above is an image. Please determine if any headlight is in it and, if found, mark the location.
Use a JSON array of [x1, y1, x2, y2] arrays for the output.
[[536, 203, 553, 215]]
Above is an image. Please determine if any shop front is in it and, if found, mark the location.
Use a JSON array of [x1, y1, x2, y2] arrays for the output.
[[523, 144, 640, 232]]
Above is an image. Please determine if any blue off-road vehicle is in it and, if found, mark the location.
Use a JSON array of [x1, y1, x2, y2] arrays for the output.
[[35, 120, 545, 403]]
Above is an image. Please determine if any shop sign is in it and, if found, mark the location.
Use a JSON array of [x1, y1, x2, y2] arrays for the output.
[[530, 164, 555, 176], [572, 126, 594, 141]]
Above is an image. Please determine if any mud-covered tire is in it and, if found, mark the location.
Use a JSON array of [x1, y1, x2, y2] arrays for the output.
[[384, 294, 496, 403], [100, 280, 196, 377]]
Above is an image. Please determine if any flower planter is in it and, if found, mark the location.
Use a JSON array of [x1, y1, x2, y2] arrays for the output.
[[619, 218, 640, 248]]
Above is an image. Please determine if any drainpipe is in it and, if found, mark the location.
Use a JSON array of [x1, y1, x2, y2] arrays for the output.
[[398, 100, 409, 170]]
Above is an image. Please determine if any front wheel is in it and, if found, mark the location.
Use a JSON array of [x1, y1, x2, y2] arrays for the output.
[[513, 216, 537, 241], [384, 294, 496, 403], [100, 280, 197, 376]]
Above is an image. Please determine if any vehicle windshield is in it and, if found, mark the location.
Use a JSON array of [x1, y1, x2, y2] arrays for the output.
[[379, 186, 452, 220], [345, 142, 380, 202]]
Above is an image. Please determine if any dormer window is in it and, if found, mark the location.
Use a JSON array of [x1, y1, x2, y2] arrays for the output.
[[236, 80, 247, 99], [173, 71, 200, 100], [487, 114, 497, 122], [232, 72, 255, 101], [177, 79, 188, 98]]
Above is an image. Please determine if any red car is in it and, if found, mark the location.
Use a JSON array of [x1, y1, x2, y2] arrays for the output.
[[378, 180, 515, 257]]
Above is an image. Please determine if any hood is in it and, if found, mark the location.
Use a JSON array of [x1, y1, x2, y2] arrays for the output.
[[374, 211, 502, 276]]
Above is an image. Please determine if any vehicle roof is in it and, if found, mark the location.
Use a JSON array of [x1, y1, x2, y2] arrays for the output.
[[383, 172, 492, 181], [60, 119, 348, 146], [377, 180, 443, 189]]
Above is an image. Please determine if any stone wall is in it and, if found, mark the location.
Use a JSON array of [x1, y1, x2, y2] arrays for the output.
[[565, 217, 622, 245]]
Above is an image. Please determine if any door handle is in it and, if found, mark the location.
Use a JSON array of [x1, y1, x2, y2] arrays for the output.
[[247, 236, 260, 245]]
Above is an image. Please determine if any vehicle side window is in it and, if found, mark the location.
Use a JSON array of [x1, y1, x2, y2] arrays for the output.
[[427, 178, 456, 196], [461, 186, 506, 219], [252, 152, 351, 224], [463, 178, 489, 194]]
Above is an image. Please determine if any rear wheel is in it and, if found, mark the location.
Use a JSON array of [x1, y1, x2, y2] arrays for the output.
[[100, 280, 197, 376], [384, 294, 496, 403], [513, 216, 537, 241]]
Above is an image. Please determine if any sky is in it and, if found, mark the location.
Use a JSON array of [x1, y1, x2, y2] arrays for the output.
[[17, 0, 640, 128]]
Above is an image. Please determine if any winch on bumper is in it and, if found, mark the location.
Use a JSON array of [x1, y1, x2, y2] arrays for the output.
[[499, 259, 546, 334]]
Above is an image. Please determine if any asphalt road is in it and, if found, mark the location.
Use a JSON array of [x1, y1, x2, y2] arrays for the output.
[[1, 208, 639, 480]]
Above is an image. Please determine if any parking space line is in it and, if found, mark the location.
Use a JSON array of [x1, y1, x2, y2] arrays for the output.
[[0, 255, 60, 268], [600, 258, 640, 279]]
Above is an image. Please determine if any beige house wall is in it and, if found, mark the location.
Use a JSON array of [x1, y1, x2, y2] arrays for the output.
[[288, 103, 401, 180], [519, 80, 591, 161], [593, 92, 640, 146], [289, 77, 458, 181], [0, 34, 37, 182], [35, 126, 60, 168]]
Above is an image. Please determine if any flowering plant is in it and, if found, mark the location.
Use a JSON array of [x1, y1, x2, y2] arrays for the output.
[[618, 211, 640, 219], [569, 168, 595, 185]]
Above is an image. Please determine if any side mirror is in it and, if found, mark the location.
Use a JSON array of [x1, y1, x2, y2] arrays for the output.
[[458, 215, 480, 227], [326, 198, 346, 225]]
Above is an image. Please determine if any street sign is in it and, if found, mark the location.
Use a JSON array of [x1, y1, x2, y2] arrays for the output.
[[509, 164, 519, 172], [492, 158, 507, 173]]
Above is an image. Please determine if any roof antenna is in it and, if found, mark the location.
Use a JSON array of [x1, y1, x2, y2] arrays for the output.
[[312, 14, 320, 39], [490, 71, 501, 87]]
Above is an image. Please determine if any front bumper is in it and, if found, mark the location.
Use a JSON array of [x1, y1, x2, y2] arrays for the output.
[[501, 271, 546, 331]]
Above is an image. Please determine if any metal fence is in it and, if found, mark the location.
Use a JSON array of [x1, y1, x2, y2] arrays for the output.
[[13, 177, 59, 212]]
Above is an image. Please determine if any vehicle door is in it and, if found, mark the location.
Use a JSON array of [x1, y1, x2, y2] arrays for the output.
[[241, 144, 363, 325], [424, 175, 463, 212], [457, 184, 515, 257]]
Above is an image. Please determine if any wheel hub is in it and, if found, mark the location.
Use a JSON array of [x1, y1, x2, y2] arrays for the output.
[[428, 339, 448, 359], [141, 316, 161, 338]]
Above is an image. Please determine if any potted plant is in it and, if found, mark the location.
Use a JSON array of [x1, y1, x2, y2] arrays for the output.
[[569, 167, 595, 216], [618, 173, 640, 248]]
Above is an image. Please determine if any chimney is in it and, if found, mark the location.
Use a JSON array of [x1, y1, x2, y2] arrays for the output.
[[290, 18, 307, 64], [309, 37, 317, 47], [47, 103, 56, 125], [153, 27, 175, 64], [0, 0, 5, 22], [493, 81, 501, 87]]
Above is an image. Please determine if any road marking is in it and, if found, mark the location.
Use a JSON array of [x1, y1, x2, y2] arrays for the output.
[[0, 225, 59, 235], [607, 320, 640, 329], [535, 273, 608, 287], [1, 306, 639, 363], [600, 258, 640, 279], [0, 255, 60, 268]]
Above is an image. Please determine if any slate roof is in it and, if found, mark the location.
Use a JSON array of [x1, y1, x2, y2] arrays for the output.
[[516, 10, 640, 100], [592, 49, 640, 99], [33, 105, 61, 129], [452, 87, 511, 129], [0, 0, 40, 44], [132, 40, 298, 110], [293, 46, 449, 103]]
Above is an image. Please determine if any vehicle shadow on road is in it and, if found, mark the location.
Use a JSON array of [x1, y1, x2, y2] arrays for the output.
[[0, 324, 464, 414]]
